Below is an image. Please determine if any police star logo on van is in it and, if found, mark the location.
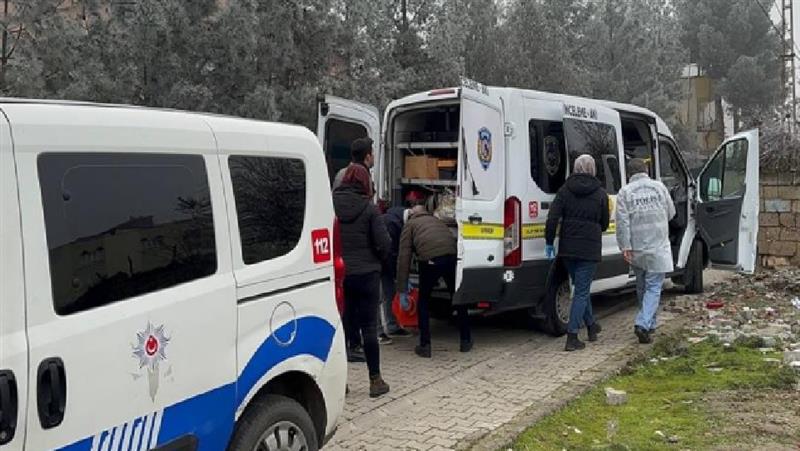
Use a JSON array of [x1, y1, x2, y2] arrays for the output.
[[477, 127, 493, 170]]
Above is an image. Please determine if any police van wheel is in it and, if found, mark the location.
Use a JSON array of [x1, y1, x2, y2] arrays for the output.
[[681, 241, 704, 294], [540, 278, 570, 337], [228, 394, 319, 451]]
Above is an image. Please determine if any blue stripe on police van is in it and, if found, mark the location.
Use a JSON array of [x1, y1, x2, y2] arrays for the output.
[[56, 315, 336, 451]]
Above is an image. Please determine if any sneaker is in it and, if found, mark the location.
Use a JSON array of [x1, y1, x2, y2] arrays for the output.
[[565, 333, 586, 351], [414, 344, 432, 358], [347, 349, 366, 363], [378, 333, 393, 345], [587, 322, 602, 342], [634, 326, 652, 344], [369, 374, 390, 398], [459, 339, 474, 353], [389, 328, 411, 337]]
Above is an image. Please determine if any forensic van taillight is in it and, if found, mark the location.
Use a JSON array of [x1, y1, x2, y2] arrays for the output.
[[333, 217, 346, 314], [504, 196, 522, 267]]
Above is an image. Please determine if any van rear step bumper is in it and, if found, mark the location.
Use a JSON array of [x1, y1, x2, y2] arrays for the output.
[[453, 260, 551, 312]]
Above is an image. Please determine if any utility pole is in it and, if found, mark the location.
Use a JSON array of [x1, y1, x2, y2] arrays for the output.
[[781, 0, 796, 134]]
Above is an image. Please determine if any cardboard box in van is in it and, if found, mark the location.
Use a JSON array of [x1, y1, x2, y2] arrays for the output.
[[405, 155, 439, 179]]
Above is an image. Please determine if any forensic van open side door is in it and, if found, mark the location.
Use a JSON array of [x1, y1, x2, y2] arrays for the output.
[[695, 129, 760, 273], [453, 83, 507, 305], [317, 95, 380, 184]]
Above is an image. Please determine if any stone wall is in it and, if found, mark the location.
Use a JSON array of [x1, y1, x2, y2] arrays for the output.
[[759, 173, 800, 267]]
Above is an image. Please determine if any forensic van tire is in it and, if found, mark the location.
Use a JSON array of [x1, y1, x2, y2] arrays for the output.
[[228, 394, 319, 451], [539, 276, 571, 337], [679, 241, 704, 295]]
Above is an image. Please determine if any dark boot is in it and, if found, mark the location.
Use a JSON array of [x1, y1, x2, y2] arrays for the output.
[[565, 333, 586, 351], [414, 344, 432, 358], [369, 374, 390, 398], [634, 326, 652, 344], [587, 322, 602, 342], [460, 339, 474, 353]]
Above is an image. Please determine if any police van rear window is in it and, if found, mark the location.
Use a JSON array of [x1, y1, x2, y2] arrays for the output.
[[228, 156, 306, 265], [38, 153, 217, 315]]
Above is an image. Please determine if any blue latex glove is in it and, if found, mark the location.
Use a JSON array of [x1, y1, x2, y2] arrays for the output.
[[545, 244, 555, 260], [399, 292, 410, 310]]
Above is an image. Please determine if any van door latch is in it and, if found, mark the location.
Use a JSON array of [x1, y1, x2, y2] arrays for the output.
[[504, 122, 514, 137], [0, 369, 18, 445], [468, 214, 483, 224], [37, 357, 67, 429]]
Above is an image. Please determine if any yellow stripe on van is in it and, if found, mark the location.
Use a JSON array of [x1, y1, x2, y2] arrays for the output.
[[521, 222, 616, 240], [461, 223, 504, 240]]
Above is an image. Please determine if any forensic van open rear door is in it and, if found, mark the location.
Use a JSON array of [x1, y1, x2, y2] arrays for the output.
[[695, 129, 760, 273], [317, 96, 380, 184], [453, 82, 507, 305]]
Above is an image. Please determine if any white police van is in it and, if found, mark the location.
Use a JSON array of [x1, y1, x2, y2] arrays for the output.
[[0, 99, 347, 450], [317, 79, 760, 335]]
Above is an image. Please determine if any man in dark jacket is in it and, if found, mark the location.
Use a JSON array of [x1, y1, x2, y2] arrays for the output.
[[397, 205, 472, 358], [379, 206, 411, 340], [333, 164, 392, 398], [545, 154, 609, 351]]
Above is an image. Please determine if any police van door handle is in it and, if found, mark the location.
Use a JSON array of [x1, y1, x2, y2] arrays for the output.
[[0, 369, 18, 445], [36, 357, 66, 429], [468, 214, 482, 224]]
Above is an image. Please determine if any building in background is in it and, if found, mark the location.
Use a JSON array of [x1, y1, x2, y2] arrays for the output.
[[676, 64, 735, 162]]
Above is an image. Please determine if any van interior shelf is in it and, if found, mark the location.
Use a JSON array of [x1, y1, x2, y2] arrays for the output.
[[400, 178, 457, 187], [396, 142, 458, 150]]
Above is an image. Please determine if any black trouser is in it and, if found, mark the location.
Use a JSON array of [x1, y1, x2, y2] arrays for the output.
[[417, 254, 471, 347], [343, 271, 381, 377]]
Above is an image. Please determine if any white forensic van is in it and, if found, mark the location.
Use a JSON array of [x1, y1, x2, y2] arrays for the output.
[[318, 79, 760, 335], [0, 99, 347, 450]]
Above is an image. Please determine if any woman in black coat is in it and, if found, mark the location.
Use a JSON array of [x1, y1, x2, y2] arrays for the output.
[[544, 154, 609, 351]]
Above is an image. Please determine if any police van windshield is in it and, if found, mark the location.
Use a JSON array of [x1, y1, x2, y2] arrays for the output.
[[564, 119, 621, 194]]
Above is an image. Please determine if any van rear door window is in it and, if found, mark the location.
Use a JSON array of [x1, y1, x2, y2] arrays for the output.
[[229, 156, 306, 264], [564, 119, 621, 194], [38, 153, 216, 315], [529, 120, 566, 194]]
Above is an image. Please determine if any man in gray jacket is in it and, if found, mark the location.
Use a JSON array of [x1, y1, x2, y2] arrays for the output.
[[615, 158, 676, 344], [397, 205, 472, 357]]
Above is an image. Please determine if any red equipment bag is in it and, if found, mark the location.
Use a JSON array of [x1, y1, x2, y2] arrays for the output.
[[392, 287, 419, 329]]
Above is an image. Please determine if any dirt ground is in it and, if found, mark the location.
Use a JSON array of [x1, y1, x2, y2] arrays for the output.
[[709, 389, 800, 451]]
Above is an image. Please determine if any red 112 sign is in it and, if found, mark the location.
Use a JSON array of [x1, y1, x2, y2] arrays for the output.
[[311, 229, 331, 263]]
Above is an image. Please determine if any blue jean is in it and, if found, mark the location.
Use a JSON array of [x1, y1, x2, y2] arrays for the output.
[[564, 259, 597, 334], [633, 267, 665, 331]]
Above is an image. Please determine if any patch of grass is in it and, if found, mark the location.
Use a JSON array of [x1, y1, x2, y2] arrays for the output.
[[508, 338, 797, 451]]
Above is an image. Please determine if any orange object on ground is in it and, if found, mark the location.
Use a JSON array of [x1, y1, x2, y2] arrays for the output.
[[392, 288, 419, 329]]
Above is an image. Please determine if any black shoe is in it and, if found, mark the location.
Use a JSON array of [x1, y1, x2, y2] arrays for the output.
[[414, 344, 432, 358], [389, 328, 411, 337], [634, 326, 652, 344], [378, 333, 393, 345], [347, 349, 366, 363], [460, 339, 474, 353], [565, 333, 586, 351], [587, 322, 602, 342]]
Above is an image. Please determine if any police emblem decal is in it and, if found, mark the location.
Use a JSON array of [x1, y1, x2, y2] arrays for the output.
[[132, 322, 170, 400], [477, 127, 492, 170]]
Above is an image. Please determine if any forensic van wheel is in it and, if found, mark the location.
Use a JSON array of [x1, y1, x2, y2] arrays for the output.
[[540, 277, 571, 337], [680, 241, 704, 294], [228, 394, 318, 451]]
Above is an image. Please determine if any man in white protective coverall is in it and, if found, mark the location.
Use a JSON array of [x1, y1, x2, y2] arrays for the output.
[[615, 158, 676, 344]]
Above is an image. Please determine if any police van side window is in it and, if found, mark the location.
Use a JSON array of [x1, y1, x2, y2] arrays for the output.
[[564, 119, 621, 194], [529, 120, 567, 194], [38, 153, 217, 316], [229, 156, 306, 264]]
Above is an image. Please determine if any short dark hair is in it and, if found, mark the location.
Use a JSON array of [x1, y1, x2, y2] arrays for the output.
[[351, 137, 374, 163], [627, 158, 648, 176]]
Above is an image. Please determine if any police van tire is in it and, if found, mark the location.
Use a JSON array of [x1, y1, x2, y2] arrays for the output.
[[540, 277, 570, 337], [228, 394, 319, 451], [682, 241, 704, 294]]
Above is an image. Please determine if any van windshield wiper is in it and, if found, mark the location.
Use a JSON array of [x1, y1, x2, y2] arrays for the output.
[[461, 129, 480, 196]]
